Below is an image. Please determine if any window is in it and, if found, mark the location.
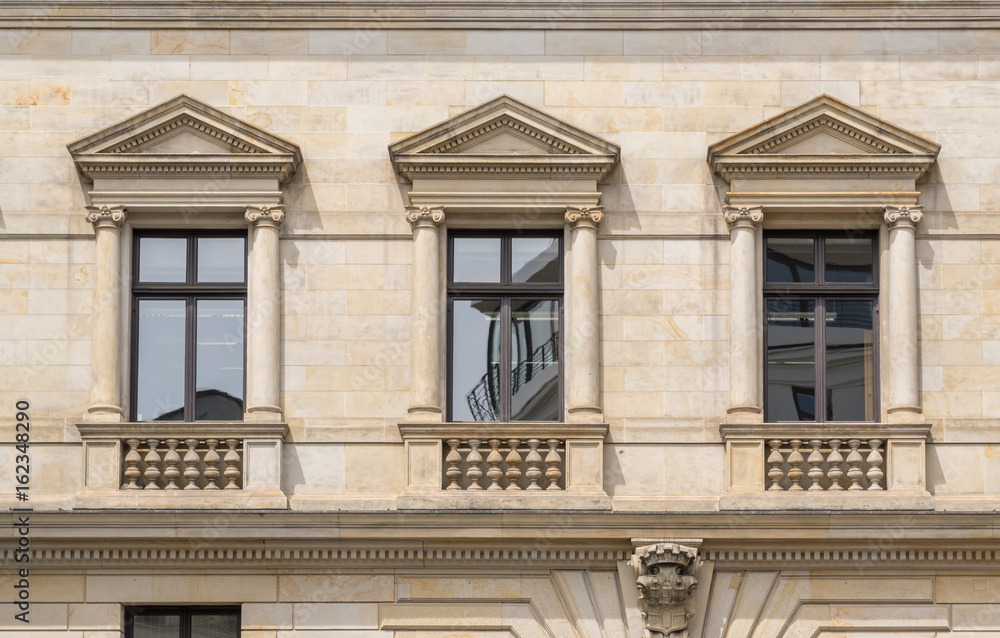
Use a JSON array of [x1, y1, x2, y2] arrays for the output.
[[131, 231, 247, 422], [764, 231, 878, 422], [125, 607, 240, 638], [448, 232, 563, 422]]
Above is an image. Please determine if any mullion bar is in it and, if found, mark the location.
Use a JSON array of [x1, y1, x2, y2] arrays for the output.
[[815, 296, 826, 423], [500, 297, 511, 422]]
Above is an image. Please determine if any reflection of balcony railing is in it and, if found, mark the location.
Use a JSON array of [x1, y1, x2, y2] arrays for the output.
[[466, 332, 559, 421]]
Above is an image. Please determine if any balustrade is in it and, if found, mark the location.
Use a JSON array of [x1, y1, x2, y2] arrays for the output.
[[122, 437, 243, 490], [766, 437, 884, 491], [444, 437, 565, 490]]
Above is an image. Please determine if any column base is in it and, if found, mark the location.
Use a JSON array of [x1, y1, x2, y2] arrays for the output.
[[405, 406, 443, 423], [83, 405, 125, 423], [725, 406, 763, 424], [245, 405, 284, 423], [567, 405, 604, 424], [887, 406, 922, 423]]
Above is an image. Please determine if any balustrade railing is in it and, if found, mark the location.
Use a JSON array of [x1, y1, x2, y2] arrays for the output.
[[122, 437, 243, 490], [444, 437, 565, 490], [766, 437, 884, 491]]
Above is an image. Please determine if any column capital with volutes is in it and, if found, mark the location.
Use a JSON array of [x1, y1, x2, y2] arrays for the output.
[[723, 205, 763, 229], [565, 206, 604, 228], [406, 206, 445, 228], [883, 205, 924, 228], [245, 205, 285, 228], [85, 205, 128, 229]]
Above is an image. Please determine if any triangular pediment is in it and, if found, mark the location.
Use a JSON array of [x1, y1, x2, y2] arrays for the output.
[[68, 94, 301, 182], [708, 95, 940, 181], [389, 95, 620, 181]]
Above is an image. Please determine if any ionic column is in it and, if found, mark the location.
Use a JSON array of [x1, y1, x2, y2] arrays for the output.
[[84, 205, 127, 422], [884, 205, 923, 422], [724, 206, 764, 422], [406, 206, 445, 422], [565, 206, 604, 423], [244, 206, 284, 422]]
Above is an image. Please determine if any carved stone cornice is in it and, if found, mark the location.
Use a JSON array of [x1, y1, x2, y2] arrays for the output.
[[631, 543, 700, 638], [565, 206, 605, 228], [406, 206, 445, 227], [245, 205, 285, 227], [85, 205, 127, 229], [723, 205, 763, 228], [884, 205, 924, 227]]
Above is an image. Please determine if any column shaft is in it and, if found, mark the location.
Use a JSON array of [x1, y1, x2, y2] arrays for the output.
[[724, 207, 763, 422], [885, 206, 923, 421], [565, 207, 604, 423], [407, 207, 444, 422], [245, 206, 284, 422], [85, 206, 127, 422]]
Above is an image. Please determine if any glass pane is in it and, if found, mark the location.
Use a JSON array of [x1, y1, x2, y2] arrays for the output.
[[451, 299, 501, 421], [512, 237, 560, 283], [136, 300, 186, 421], [766, 237, 815, 283], [510, 299, 560, 421], [192, 612, 240, 638], [195, 299, 245, 421], [766, 299, 816, 421], [132, 614, 181, 638], [826, 299, 875, 422], [138, 237, 187, 282], [197, 237, 246, 283], [825, 237, 874, 283], [453, 237, 501, 283]]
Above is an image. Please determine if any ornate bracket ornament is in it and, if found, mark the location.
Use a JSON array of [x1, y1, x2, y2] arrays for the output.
[[630, 544, 699, 638], [723, 205, 764, 227], [85, 205, 127, 228], [406, 206, 445, 227], [565, 206, 605, 227], [883, 205, 924, 226], [245, 205, 285, 226]]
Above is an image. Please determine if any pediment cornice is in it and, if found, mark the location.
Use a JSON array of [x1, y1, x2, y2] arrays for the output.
[[708, 95, 940, 182], [389, 95, 620, 182], [68, 94, 302, 183]]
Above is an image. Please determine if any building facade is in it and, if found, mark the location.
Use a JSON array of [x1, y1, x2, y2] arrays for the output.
[[1, 2, 999, 637]]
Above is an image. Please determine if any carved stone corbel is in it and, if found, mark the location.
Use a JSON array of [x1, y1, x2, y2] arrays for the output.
[[630, 544, 699, 638]]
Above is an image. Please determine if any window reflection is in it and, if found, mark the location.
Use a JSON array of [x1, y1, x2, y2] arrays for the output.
[[192, 614, 240, 638], [512, 238, 560, 283], [766, 299, 816, 421], [138, 237, 186, 282], [826, 299, 875, 421], [133, 615, 180, 638], [825, 237, 874, 283], [195, 299, 245, 420], [135, 299, 186, 422], [766, 237, 815, 283], [452, 299, 501, 421], [510, 299, 560, 421], [197, 237, 246, 283], [454, 237, 501, 283]]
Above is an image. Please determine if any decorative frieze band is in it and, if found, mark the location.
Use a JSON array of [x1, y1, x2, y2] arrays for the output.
[[245, 205, 285, 226], [884, 205, 924, 226], [565, 206, 605, 227], [705, 547, 1000, 564], [406, 205, 446, 227], [723, 205, 764, 227], [85, 205, 127, 228]]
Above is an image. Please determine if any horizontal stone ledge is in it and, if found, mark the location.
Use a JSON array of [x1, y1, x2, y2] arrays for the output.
[[396, 490, 612, 511], [720, 491, 934, 511], [720, 422, 932, 440], [77, 422, 289, 440], [398, 422, 608, 440], [73, 489, 289, 510]]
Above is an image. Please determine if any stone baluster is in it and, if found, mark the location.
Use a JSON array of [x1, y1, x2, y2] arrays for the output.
[[827, 439, 845, 491], [866, 439, 885, 490], [445, 439, 462, 490], [545, 439, 563, 490], [163, 438, 181, 490], [123, 438, 142, 490], [143, 438, 162, 489], [505, 438, 522, 490], [223, 438, 241, 489], [806, 439, 824, 491], [786, 439, 804, 490], [203, 438, 221, 489], [486, 439, 504, 490], [182, 438, 201, 490], [846, 439, 864, 490], [466, 439, 484, 490], [525, 439, 543, 490], [767, 439, 785, 491]]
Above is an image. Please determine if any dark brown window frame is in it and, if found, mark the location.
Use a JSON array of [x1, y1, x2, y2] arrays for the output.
[[124, 605, 241, 638], [763, 229, 880, 423], [447, 230, 564, 423], [130, 230, 248, 423]]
